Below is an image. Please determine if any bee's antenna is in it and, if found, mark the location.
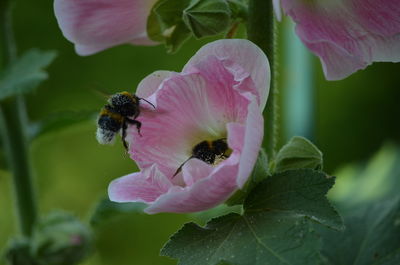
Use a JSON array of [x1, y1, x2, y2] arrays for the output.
[[139, 98, 156, 109], [172, 156, 194, 178]]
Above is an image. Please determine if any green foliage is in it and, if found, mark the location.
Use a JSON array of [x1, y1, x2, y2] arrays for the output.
[[28, 111, 97, 141], [0, 148, 6, 170], [227, 137, 325, 207], [4, 212, 92, 265], [30, 211, 92, 265], [330, 143, 400, 209], [164, 22, 192, 53], [4, 237, 36, 265], [161, 169, 343, 265], [226, 0, 248, 21], [246, 169, 343, 230], [225, 149, 269, 206], [90, 198, 146, 227], [274, 136, 323, 173], [183, 0, 231, 38], [216, 261, 233, 265], [0, 49, 57, 101], [148, 0, 242, 52], [147, 0, 192, 53], [318, 196, 400, 265], [162, 213, 320, 265]]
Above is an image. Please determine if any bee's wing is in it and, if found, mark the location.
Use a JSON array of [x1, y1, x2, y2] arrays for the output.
[[92, 87, 112, 100]]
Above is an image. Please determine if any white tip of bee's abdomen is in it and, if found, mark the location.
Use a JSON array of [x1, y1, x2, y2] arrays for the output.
[[96, 128, 116, 145]]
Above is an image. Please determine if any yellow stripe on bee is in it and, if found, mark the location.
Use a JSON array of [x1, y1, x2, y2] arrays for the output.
[[120, 91, 138, 103], [100, 108, 124, 123]]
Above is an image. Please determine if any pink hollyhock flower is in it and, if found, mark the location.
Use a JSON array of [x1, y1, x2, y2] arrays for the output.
[[108, 39, 270, 213], [54, 0, 158, 55], [274, 0, 400, 80]]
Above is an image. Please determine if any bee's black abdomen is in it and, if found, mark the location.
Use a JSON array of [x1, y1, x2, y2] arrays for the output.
[[98, 115, 121, 132], [96, 115, 122, 145]]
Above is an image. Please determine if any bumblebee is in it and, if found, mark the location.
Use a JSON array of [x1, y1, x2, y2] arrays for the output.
[[96, 91, 154, 150], [173, 138, 232, 177]]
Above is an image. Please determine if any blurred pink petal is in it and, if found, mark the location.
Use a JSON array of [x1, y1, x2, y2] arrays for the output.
[[276, 0, 400, 80], [54, 0, 158, 55], [108, 39, 270, 213]]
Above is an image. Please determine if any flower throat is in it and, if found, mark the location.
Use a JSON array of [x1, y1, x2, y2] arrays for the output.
[[173, 138, 232, 177]]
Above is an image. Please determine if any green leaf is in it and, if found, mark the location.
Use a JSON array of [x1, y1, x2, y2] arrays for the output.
[[226, 0, 248, 21], [162, 212, 320, 265], [216, 261, 234, 265], [245, 169, 343, 230], [318, 196, 400, 265], [147, 0, 192, 53], [164, 22, 192, 53], [191, 204, 243, 225], [28, 110, 97, 141], [153, 0, 191, 33], [0, 49, 57, 101], [183, 0, 231, 38], [225, 149, 269, 206], [161, 169, 343, 265], [89, 198, 146, 227], [274, 136, 323, 173]]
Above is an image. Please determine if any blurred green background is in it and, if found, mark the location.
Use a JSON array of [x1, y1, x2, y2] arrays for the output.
[[1, 1, 399, 265]]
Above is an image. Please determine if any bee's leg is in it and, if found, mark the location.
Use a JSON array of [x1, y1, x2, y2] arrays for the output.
[[139, 98, 156, 109], [121, 122, 128, 150], [172, 156, 194, 178], [126, 118, 142, 137]]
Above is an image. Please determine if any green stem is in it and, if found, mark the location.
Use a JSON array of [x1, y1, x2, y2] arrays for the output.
[[247, 0, 279, 160], [0, 0, 37, 237]]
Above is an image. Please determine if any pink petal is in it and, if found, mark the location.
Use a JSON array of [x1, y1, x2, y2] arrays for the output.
[[108, 165, 172, 203], [128, 70, 250, 177], [280, 0, 400, 80], [226, 122, 245, 152], [181, 159, 214, 187], [189, 55, 260, 106], [236, 98, 264, 187], [54, 0, 158, 55], [136, 71, 175, 99], [144, 153, 240, 214], [183, 39, 270, 110]]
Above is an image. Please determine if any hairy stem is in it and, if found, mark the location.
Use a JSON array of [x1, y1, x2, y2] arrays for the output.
[[247, 0, 279, 161], [0, 0, 37, 237]]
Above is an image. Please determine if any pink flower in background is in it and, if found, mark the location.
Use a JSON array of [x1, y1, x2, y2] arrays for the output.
[[54, 0, 158, 55], [108, 39, 270, 213], [274, 0, 400, 80]]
